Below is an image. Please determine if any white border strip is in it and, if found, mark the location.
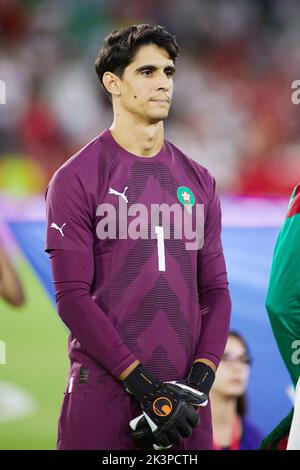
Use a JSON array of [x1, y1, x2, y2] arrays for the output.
[[287, 377, 300, 450]]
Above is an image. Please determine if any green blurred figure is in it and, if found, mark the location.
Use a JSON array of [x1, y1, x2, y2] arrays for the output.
[[262, 184, 300, 449]]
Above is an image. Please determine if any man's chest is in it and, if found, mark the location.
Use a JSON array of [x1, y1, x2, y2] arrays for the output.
[[93, 159, 208, 253]]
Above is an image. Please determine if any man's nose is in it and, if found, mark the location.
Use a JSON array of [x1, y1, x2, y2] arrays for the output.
[[156, 72, 172, 91]]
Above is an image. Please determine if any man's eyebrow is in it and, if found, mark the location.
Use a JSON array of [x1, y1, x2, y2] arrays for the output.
[[135, 64, 176, 74]]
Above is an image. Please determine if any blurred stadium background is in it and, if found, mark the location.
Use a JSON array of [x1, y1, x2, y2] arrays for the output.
[[0, 0, 299, 449]]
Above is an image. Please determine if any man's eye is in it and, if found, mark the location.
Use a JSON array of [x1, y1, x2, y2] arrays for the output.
[[142, 70, 152, 76], [166, 70, 174, 77]]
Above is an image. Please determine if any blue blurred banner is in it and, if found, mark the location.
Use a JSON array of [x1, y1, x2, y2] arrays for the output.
[[8, 220, 292, 437], [9, 221, 56, 303], [222, 227, 291, 435]]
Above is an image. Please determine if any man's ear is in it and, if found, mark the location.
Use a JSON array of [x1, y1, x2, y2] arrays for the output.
[[102, 71, 121, 98]]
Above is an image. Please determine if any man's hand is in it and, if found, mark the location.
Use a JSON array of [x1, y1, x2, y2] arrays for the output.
[[128, 382, 207, 450], [128, 362, 215, 449], [164, 381, 208, 407], [186, 361, 215, 400], [168, 361, 215, 408], [123, 363, 200, 448], [130, 414, 173, 450]]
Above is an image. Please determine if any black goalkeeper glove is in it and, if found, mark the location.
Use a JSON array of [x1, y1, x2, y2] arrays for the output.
[[170, 361, 216, 408], [123, 363, 200, 448], [129, 362, 215, 449], [129, 414, 173, 450]]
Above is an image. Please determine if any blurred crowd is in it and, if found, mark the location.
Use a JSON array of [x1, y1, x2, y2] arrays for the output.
[[0, 0, 299, 196]]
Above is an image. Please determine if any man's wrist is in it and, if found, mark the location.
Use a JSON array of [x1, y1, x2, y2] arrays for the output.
[[187, 362, 215, 396], [192, 358, 216, 373], [122, 363, 160, 401], [119, 360, 141, 381]]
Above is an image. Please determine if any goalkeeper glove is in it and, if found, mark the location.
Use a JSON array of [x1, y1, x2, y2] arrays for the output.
[[129, 414, 173, 450], [167, 361, 216, 408], [129, 362, 215, 449], [123, 363, 200, 448]]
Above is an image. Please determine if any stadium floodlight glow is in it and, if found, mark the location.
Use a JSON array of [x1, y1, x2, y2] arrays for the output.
[[0, 340, 6, 365], [0, 80, 6, 105]]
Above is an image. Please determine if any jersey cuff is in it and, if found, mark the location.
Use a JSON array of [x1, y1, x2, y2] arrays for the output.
[[111, 354, 139, 380]]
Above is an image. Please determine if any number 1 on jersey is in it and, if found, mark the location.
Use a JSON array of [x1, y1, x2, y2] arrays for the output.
[[155, 226, 166, 272]]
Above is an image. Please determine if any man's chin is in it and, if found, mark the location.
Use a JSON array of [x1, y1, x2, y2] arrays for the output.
[[148, 112, 169, 124]]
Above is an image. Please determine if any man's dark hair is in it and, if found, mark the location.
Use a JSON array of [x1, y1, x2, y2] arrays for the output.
[[95, 24, 179, 102]]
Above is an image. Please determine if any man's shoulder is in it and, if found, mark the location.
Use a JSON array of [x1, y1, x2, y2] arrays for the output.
[[166, 139, 214, 184], [48, 131, 114, 190]]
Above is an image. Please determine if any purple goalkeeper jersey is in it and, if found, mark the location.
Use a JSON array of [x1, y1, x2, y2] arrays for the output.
[[45, 128, 231, 383]]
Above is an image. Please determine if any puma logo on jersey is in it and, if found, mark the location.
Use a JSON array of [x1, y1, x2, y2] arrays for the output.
[[108, 186, 128, 203], [50, 222, 66, 237]]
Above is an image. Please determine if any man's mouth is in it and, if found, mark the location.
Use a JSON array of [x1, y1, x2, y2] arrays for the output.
[[150, 98, 170, 103]]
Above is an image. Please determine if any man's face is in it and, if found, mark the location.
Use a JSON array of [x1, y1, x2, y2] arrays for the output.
[[116, 43, 175, 124]]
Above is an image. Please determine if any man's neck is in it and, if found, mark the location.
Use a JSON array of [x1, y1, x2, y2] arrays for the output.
[[109, 118, 164, 157]]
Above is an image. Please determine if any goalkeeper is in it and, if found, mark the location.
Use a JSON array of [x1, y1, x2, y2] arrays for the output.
[[45, 24, 231, 450]]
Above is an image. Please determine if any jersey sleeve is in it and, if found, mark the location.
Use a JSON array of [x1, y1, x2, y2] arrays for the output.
[[44, 167, 138, 378], [49, 249, 138, 378], [266, 184, 300, 387], [44, 166, 94, 253], [194, 174, 231, 367]]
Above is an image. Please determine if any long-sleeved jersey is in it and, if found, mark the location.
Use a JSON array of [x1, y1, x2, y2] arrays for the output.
[[45, 128, 231, 386]]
